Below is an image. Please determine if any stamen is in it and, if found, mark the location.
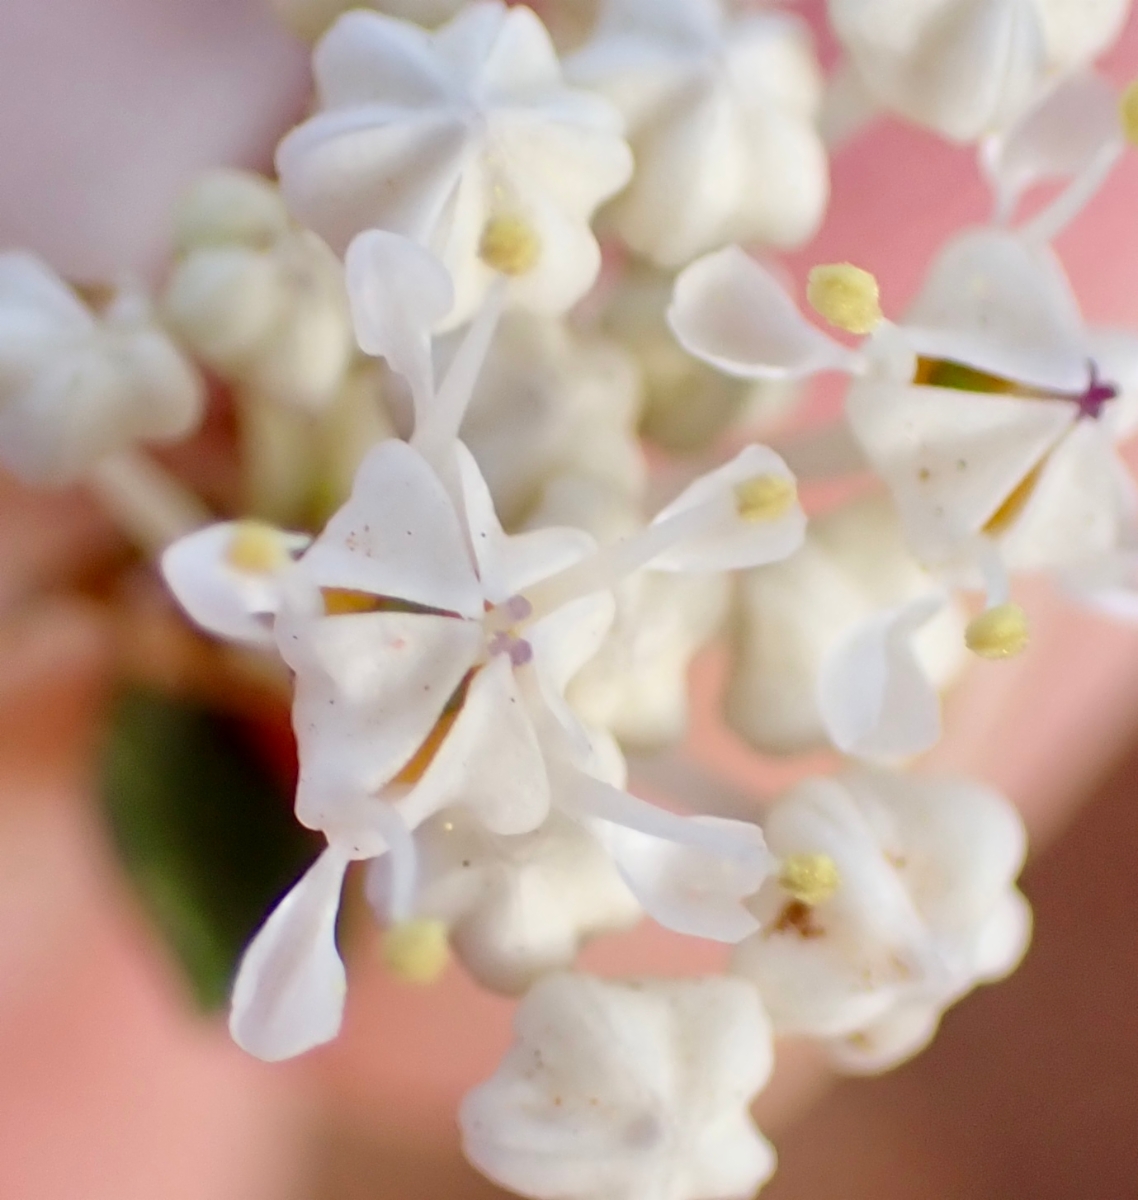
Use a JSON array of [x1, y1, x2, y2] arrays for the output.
[[1121, 79, 1138, 146], [382, 918, 450, 984], [734, 474, 797, 522], [778, 853, 840, 906], [226, 521, 289, 574], [807, 263, 882, 335], [965, 603, 1029, 659], [479, 214, 541, 276]]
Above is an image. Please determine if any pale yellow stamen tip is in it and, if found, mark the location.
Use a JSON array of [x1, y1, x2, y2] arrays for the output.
[[226, 521, 287, 574], [807, 263, 882, 335], [965, 603, 1029, 660], [1120, 80, 1138, 147], [382, 918, 450, 984], [734, 473, 797, 522], [479, 214, 541, 276], [779, 853, 841, 906]]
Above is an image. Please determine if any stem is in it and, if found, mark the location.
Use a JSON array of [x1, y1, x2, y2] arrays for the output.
[[1020, 140, 1123, 245], [86, 449, 210, 557], [371, 799, 419, 923]]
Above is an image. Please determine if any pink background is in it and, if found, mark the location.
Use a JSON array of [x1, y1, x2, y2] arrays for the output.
[[0, 2, 1137, 1197]]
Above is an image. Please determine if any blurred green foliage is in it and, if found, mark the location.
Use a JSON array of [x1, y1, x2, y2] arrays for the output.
[[100, 688, 320, 1009]]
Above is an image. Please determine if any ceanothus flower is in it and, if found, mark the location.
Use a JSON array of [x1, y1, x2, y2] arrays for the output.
[[162, 231, 805, 1060], [732, 770, 1030, 1073], [828, 0, 1130, 142], [567, 0, 827, 267], [276, 2, 633, 329], [163, 169, 355, 414], [0, 253, 203, 486], [461, 972, 776, 1200]]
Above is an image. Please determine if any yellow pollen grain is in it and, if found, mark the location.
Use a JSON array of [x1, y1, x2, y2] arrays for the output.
[[734, 474, 797, 522], [382, 918, 450, 985], [807, 263, 882, 335], [226, 521, 287, 574], [779, 853, 841, 906], [965, 603, 1029, 660], [479, 214, 541, 276], [1121, 79, 1138, 147]]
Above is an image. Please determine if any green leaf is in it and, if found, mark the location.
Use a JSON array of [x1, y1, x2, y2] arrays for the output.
[[100, 687, 322, 1009]]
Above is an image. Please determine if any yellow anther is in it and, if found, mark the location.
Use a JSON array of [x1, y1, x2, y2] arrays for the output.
[[382, 918, 450, 984], [479, 214, 541, 276], [779, 853, 841, 906], [226, 521, 288, 574], [734, 473, 797, 522], [807, 263, 882, 335], [1120, 79, 1138, 147], [965, 603, 1029, 660]]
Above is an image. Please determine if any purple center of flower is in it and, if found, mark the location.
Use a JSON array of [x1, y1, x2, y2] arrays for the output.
[[487, 629, 534, 668], [1074, 361, 1118, 421]]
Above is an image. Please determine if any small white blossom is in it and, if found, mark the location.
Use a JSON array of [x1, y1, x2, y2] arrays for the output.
[[367, 808, 642, 994], [726, 495, 967, 757], [0, 253, 203, 485], [276, 2, 633, 328], [732, 770, 1031, 1073], [828, 0, 1130, 141], [163, 170, 355, 413], [461, 972, 777, 1200], [568, 0, 827, 267]]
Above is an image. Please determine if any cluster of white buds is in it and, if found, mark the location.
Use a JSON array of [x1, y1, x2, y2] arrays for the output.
[[9, 0, 1138, 1196]]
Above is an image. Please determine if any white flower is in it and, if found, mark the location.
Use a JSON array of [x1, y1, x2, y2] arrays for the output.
[[454, 311, 646, 529], [276, 3, 633, 328], [828, 0, 1130, 141], [0, 253, 203, 485], [732, 770, 1031, 1073], [461, 972, 777, 1200], [366, 808, 642, 994], [163, 170, 355, 414], [567, 0, 827, 267], [726, 495, 967, 756]]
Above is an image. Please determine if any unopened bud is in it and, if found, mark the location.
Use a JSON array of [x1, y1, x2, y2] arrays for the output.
[[807, 263, 882, 335], [965, 603, 1029, 660]]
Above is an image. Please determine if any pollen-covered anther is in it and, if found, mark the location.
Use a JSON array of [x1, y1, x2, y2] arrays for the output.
[[479, 214, 542, 276], [778, 853, 840, 906], [382, 917, 450, 985], [734, 474, 797, 522], [1120, 79, 1138, 147], [226, 521, 289, 574], [807, 263, 882, 335], [965, 603, 1029, 660]]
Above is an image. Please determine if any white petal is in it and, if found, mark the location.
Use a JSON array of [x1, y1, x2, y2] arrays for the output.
[[669, 245, 855, 379], [229, 845, 350, 1062], [161, 522, 308, 646], [560, 767, 772, 943], [818, 594, 946, 760], [344, 230, 453, 413], [299, 438, 483, 616], [826, 1001, 942, 1075], [648, 444, 807, 572], [402, 654, 551, 835], [903, 228, 1089, 392], [982, 72, 1120, 223]]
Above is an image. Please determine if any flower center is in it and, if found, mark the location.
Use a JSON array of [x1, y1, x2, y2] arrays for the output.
[[482, 594, 534, 667]]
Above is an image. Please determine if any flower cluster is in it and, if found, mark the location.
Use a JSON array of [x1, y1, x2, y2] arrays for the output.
[[5, 0, 1138, 1197]]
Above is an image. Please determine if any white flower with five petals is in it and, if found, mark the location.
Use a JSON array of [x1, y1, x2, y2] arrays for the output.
[[276, 2, 633, 329]]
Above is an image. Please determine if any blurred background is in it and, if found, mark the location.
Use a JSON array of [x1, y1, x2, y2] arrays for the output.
[[1, 1, 1137, 1198]]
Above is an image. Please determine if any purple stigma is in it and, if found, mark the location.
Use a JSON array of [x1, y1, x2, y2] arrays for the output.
[[1076, 361, 1118, 421]]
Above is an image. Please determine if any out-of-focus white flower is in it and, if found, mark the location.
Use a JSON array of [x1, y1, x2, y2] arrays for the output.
[[455, 311, 646, 528], [461, 972, 777, 1200], [732, 770, 1031, 1073], [269, 0, 465, 42], [568, 0, 827, 267], [600, 264, 800, 453], [276, 3, 633, 328], [0, 253, 203, 485], [164, 170, 355, 413], [367, 808, 642, 994], [726, 495, 967, 757], [828, 0, 1131, 142]]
